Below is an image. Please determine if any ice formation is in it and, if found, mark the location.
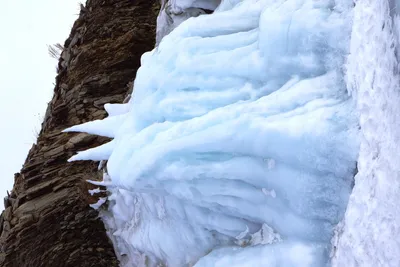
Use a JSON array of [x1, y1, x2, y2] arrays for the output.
[[65, 0, 361, 266], [156, 0, 221, 44], [332, 0, 400, 266]]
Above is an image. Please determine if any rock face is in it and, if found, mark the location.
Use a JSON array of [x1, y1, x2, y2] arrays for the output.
[[0, 0, 159, 266]]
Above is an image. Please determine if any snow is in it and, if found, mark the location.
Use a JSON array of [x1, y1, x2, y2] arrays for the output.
[[332, 1, 400, 266], [88, 187, 105, 196], [65, 0, 362, 266], [104, 103, 130, 117]]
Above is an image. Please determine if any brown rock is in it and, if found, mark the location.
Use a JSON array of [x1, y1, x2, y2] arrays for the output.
[[0, 0, 159, 266], [2, 208, 12, 222]]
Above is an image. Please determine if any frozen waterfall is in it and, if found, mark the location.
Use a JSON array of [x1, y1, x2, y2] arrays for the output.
[[65, 0, 360, 266]]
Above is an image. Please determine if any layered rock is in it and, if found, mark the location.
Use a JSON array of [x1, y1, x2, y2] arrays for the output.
[[0, 1, 159, 266]]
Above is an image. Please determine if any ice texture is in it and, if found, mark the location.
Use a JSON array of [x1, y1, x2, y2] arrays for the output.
[[156, 0, 221, 44], [66, 0, 359, 266], [332, 0, 400, 266]]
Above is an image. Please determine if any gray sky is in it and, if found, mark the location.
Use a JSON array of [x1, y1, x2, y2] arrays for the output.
[[0, 1, 80, 200]]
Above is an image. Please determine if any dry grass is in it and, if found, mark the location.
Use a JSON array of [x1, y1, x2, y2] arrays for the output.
[[47, 43, 64, 60]]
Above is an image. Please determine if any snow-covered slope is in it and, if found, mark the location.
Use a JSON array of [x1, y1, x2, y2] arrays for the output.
[[65, 0, 365, 266], [332, 1, 400, 266]]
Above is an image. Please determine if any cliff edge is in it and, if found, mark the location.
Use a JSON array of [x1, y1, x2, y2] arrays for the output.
[[0, 1, 158, 266]]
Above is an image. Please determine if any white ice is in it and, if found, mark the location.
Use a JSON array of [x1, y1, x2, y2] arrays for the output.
[[332, 0, 400, 266], [65, 0, 359, 266], [194, 242, 326, 267], [156, 0, 221, 44]]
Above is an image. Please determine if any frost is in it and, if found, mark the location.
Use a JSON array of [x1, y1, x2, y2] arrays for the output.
[[332, 0, 400, 266], [67, 0, 359, 266]]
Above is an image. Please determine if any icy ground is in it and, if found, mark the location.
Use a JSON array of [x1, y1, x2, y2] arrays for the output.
[[63, 0, 372, 266]]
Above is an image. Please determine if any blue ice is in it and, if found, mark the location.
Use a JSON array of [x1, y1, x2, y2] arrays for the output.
[[65, 0, 359, 266]]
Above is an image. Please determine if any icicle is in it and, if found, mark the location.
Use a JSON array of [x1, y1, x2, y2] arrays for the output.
[[68, 140, 115, 162], [63, 114, 127, 138]]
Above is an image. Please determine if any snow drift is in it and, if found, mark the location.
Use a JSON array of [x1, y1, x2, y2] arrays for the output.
[[65, 0, 360, 266]]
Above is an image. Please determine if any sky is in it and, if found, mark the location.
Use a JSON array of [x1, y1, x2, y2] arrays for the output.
[[0, 1, 81, 200]]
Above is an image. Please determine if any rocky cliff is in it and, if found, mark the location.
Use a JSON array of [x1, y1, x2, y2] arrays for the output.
[[0, 1, 159, 266]]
